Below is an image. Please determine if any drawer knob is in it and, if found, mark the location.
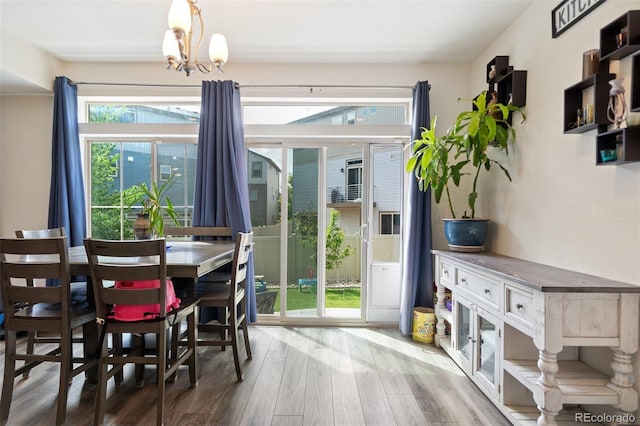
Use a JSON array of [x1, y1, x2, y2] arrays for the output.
[[460, 278, 467, 283], [443, 270, 449, 276], [484, 288, 491, 294], [516, 303, 524, 311]]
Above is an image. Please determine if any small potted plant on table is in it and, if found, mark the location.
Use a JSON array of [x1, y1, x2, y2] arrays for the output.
[[130, 173, 181, 239]]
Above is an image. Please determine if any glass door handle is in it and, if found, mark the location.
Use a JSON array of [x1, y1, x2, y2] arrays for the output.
[[359, 223, 369, 244]]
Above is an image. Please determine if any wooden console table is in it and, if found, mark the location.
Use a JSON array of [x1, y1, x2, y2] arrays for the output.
[[432, 250, 640, 425]]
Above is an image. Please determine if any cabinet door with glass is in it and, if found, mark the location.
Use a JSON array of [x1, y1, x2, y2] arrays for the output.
[[453, 295, 473, 375], [473, 304, 501, 399], [453, 293, 501, 399]]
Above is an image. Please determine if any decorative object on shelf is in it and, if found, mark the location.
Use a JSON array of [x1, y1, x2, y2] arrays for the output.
[[616, 26, 628, 49], [486, 56, 509, 83], [599, 148, 617, 162], [576, 108, 584, 127], [582, 49, 600, 79], [406, 91, 525, 252], [584, 104, 594, 124], [488, 65, 497, 81], [607, 78, 628, 128], [551, 0, 607, 38], [162, 0, 229, 76]]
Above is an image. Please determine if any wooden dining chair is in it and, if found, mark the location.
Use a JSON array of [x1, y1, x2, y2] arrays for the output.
[[0, 236, 96, 425], [163, 226, 233, 347], [193, 231, 253, 381], [15, 227, 89, 378], [83, 238, 198, 426]]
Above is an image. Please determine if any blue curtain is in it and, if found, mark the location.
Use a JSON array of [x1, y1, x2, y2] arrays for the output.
[[48, 76, 86, 248], [399, 81, 433, 336], [193, 80, 256, 323]]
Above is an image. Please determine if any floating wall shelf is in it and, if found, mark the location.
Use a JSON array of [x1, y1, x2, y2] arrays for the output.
[[596, 126, 640, 165], [563, 73, 615, 134], [632, 53, 640, 112], [600, 10, 640, 61]]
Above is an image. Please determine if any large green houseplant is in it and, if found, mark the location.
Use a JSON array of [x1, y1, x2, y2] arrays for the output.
[[407, 90, 525, 250], [129, 174, 181, 239]]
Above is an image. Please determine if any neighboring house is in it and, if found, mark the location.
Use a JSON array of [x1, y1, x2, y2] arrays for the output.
[[290, 105, 406, 126], [247, 150, 281, 226], [291, 106, 403, 237]]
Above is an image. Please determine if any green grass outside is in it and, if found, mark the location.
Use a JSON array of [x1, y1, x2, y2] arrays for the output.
[[272, 287, 361, 311]]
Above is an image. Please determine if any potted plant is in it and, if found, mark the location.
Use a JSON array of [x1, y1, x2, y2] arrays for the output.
[[407, 90, 525, 251], [130, 173, 181, 239]]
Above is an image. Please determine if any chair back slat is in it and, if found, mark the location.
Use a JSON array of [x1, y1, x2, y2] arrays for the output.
[[84, 238, 167, 320], [0, 236, 71, 321], [94, 263, 162, 282], [1, 237, 67, 256], [6, 286, 61, 305], [16, 228, 65, 239]]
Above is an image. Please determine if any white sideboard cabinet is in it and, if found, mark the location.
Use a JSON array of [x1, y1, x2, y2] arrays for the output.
[[433, 250, 640, 425]]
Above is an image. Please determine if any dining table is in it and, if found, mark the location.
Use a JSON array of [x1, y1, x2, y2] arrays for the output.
[[67, 240, 236, 382], [68, 240, 235, 279]]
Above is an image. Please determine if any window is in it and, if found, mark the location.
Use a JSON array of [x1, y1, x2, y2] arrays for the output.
[[347, 110, 356, 125], [380, 212, 400, 235], [346, 159, 362, 201], [242, 104, 407, 125], [88, 104, 199, 124], [249, 188, 258, 201], [251, 161, 263, 178], [159, 164, 172, 181], [83, 101, 200, 239], [88, 141, 196, 239], [82, 98, 410, 241]]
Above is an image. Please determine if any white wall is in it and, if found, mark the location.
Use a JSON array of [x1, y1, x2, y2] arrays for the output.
[[0, 95, 53, 234], [462, 1, 640, 285]]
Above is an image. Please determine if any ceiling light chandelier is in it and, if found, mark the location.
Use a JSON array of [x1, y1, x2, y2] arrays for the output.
[[162, 0, 228, 76]]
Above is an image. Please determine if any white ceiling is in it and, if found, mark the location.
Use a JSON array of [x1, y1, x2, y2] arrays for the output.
[[0, 0, 534, 91]]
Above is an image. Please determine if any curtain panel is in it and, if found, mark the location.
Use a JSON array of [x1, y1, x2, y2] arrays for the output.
[[48, 76, 87, 248], [399, 81, 433, 335], [193, 80, 257, 322]]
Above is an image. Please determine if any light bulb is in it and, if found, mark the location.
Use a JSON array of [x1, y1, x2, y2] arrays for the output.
[[209, 33, 228, 66], [162, 30, 181, 59], [168, 0, 192, 33]]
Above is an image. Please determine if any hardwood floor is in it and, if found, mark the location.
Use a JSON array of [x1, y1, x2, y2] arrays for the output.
[[0, 326, 510, 425]]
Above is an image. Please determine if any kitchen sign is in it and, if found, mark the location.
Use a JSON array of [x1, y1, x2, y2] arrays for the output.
[[552, 0, 607, 38]]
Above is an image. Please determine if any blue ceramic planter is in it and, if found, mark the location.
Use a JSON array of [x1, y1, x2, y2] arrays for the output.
[[443, 219, 489, 252]]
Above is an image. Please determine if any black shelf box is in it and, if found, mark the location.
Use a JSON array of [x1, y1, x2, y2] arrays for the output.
[[563, 73, 616, 134], [486, 56, 510, 84], [600, 10, 640, 61], [596, 126, 640, 165], [632, 53, 640, 112], [496, 70, 527, 108]]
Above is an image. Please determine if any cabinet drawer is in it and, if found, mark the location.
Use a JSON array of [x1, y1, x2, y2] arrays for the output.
[[440, 260, 454, 286], [505, 285, 533, 328], [457, 268, 501, 311]]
